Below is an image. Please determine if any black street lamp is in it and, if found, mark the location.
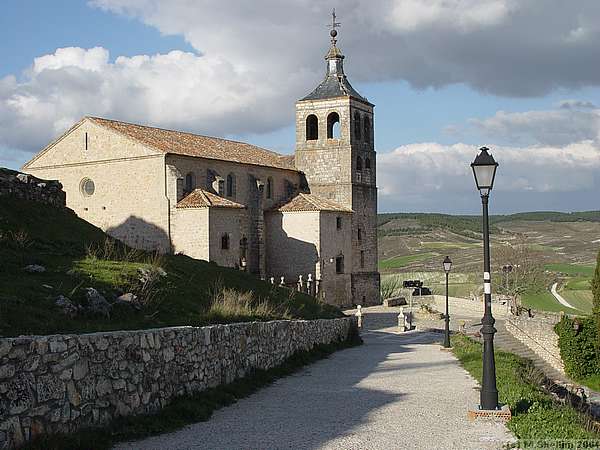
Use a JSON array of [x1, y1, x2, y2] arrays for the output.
[[442, 256, 452, 348], [471, 146, 500, 411]]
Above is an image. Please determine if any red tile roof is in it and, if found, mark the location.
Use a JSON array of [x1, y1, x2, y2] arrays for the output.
[[271, 193, 353, 213], [88, 117, 297, 171], [176, 189, 246, 209]]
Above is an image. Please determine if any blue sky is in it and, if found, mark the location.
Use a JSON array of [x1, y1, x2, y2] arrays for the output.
[[2, 1, 600, 214]]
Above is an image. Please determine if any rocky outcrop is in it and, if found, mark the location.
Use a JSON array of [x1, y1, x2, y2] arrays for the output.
[[0, 168, 65, 207], [0, 317, 355, 449]]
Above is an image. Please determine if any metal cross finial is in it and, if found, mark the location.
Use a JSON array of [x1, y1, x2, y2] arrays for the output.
[[329, 8, 341, 43]]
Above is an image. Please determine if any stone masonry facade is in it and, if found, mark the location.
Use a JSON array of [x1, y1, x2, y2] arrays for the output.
[[505, 312, 565, 374], [0, 317, 356, 449]]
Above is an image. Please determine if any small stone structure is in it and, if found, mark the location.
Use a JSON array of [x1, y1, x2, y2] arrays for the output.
[[383, 296, 406, 307], [0, 317, 355, 449], [505, 311, 565, 374], [0, 168, 65, 208]]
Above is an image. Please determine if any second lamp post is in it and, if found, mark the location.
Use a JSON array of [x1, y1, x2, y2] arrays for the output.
[[443, 256, 452, 348]]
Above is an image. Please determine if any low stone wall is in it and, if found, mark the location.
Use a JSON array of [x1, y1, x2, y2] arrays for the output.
[[0, 317, 355, 449], [505, 311, 565, 374], [0, 168, 65, 208]]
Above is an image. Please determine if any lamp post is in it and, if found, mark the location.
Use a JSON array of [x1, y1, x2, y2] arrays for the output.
[[443, 256, 452, 348], [471, 146, 499, 411]]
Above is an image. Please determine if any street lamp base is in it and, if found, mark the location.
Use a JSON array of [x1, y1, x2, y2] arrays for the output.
[[467, 404, 511, 422]]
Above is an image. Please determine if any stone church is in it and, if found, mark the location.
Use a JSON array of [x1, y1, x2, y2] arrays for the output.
[[23, 28, 380, 307]]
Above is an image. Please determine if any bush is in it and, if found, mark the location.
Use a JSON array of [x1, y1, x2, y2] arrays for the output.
[[555, 316, 600, 379], [593, 249, 600, 342]]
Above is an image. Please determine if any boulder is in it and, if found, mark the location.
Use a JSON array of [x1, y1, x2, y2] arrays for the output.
[[24, 264, 46, 273], [85, 288, 111, 318], [55, 295, 78, 317], [114, 293, 141, 310]]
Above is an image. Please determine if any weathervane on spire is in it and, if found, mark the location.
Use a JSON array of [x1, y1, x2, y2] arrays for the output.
[[329, 8, 341, 44]]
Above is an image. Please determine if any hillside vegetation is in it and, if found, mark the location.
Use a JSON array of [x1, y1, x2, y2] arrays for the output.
[[0, 196, 340, 337]]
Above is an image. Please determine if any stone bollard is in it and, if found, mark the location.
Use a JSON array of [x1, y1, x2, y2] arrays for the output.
[[398, 307, 412, 332], [297, 275, 304, 292], [280, 276, 285, 287], [355, 305, 363, 328], [270, 277, 275, 285], [307, 274, 313, 296]]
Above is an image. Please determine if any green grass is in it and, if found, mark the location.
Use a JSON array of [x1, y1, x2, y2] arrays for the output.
[[421, 241, 479, 250], [521, 290, 580, 315], [0, 196, 341, 337], [22, 331, 362, 450], [452, 334, 599, 447], [378, 252, 436, 270], [545, 263, 595, 277], [578, 374, 600, 392], [565, 277, 592, 290], [560, 290, 594, 314]]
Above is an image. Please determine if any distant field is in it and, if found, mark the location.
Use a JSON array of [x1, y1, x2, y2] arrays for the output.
[[560, 289, 593, 313], [521, 291, 580, 315], [545, 263, 595, 277], [379, 252, 436, 270], [421, 242, 480, 250]]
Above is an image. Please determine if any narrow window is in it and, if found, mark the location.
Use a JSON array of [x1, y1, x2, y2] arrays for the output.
[[218, 178, 225, 195], [266, 177, 273, 199], [327, 112, 340, 139], [336, 255, 344, 274], [356, 156, 363, 171], [336, 216, 342, 230], [306, 114, 318, 140], [365, 157, 371, 170], [354, 111, 361, 140], [358, 227, 362, 241], [364, 116, 371, 144], [360, 251, 365, 268], [221, 233, 230, 250], [185, 172, 196, 193], [84, 132, 89, 151], [226, 173, 235, 197]]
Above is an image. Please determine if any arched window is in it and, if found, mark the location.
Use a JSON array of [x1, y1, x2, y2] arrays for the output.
[[306, 114, 318, 140], [364, 116, 371, 144], [356, 156, 363, 171], [354, 111, 361, 140], [365, 158, 371, 170], [266, 177, 273, 199], [185, 172, 196, 193], [327, 112, 340, 139], [226, 173, 235, 197], [221, 233, 230, 250]]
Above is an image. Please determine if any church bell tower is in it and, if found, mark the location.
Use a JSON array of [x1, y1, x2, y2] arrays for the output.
[[294, 11, 380, 305]]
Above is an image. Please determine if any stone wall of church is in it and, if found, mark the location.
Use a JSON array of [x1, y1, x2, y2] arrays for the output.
[[24, 120, 171, 252], [319, 212, 353, 306], [208, 208, 243, 268], [171, 208, 210, 260], [265, 211, 321, 281], [0, 318, 357, 450]]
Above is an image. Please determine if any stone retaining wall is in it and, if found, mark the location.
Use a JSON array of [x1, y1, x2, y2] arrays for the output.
[[0, 317, 355, 449], [505, 311, 565, 374], [0, 168, 65, 208]]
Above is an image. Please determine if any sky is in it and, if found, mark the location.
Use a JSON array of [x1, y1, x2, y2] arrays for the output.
[[1, 0, 600, 214]]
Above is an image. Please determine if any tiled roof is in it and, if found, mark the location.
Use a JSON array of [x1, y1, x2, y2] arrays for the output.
[[176, 189, 246, 209], [271, 193, 353, 213], [88, 117, 297, 171]]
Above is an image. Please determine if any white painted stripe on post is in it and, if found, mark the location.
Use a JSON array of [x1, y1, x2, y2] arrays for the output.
[[484, 271, 490, 280], [484, 282, 491, 294]]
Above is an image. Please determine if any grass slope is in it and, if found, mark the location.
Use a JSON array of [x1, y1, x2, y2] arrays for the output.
[[452, 334, 599, 447], [0, 196, 340, 337]]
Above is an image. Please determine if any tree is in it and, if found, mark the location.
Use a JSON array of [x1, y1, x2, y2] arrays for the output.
[[493, 237, 552, 301]]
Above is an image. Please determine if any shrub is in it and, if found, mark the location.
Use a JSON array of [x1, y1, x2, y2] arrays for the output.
[[555, 316, 600, 379], [380, 276, 401, 300], [593, 249, 600, 343]]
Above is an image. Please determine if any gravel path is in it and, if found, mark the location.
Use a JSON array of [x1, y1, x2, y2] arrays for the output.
[[115, 311, 513, 450]]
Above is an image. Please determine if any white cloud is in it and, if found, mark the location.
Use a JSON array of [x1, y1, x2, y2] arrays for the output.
[[0, 46, 311, 157], [378, 141, 600, 212], [469, 109, 600, 146]]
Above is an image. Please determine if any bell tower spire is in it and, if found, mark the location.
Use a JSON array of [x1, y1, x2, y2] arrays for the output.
[[294, 10, 380, 306]]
